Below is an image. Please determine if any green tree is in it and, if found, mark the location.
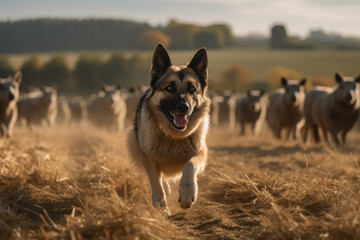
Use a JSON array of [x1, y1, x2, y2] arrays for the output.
[[207, 24, 234, 45], [0, 57, 15, 77], [20, 56, 43, 91], [220, 65, 253, 92], [165, 20, 202, 49], [137, 30, 171, 49], [194, 28, 225, 49], [74, 55, 104, 94], [270, 25, 288, 48], [126, 53, 149, 87], [101, 52, 130, 85], [42, 55, 72, 91]]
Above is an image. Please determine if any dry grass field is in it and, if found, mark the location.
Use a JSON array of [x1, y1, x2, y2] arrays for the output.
[[1, 125, 360, 239]]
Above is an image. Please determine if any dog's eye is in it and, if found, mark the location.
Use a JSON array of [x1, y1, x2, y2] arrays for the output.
[[188, 86, 196, 94], [165, 85, 175, 93]]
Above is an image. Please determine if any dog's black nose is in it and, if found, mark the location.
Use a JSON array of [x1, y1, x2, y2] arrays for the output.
[[8, 94, 14, 101], [176, 102, 189, 113]]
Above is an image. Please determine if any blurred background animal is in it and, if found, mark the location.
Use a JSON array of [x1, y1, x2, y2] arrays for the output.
[[124, 86, 146, 127], [17, 86, 58, 128], [211, 90, 232, 128], [87, 85, 127, 131], [68, 96, 88, 125], [229, 90, 267, 135], [302, 72, 360, 146], [56, 96, 71, 126], [0, 71, 22, 137], [266, 77, 306, 139]]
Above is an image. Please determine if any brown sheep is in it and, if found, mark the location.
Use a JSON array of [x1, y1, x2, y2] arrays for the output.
[[56, 96, 71, 126], [230, 90, 267, 135], [211, 90, 232, 128], [302, 72, 360, 146], [87, 85, 127, 131], [266, 77, 306, 139], [17, 86, 58, 127], [68, 97, 87, 124]]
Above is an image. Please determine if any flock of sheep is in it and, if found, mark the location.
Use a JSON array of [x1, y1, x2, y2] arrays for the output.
[[0, 71, 359, 146], [0, 71, 134, 136], [212, 72, 360, 146]]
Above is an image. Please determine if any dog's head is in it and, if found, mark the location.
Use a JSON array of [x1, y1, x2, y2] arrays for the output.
[[281, 77, 306, 107], [147, 44, 210, 138], [334, 72, 360, 107], [0, 71, 22, 106]]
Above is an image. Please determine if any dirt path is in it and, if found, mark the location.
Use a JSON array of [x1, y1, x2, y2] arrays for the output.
[[168, 129, 360, 239], [1, 127, 360, 239]]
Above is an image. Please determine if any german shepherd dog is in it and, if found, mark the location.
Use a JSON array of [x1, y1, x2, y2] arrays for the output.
[[127, 44, 210, 214]]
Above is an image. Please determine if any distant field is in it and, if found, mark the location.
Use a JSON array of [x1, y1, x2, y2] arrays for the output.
[[2, 49, 360, 83]]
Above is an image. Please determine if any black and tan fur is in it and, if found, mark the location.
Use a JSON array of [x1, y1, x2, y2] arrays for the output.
[[127, 44, 210, 214]]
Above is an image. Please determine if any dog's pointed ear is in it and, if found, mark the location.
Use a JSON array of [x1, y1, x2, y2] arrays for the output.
[[300, 78, 307, 86], [281, 77, 288, 87], [151, 44, 171, 88], [13, 71, 22, 85], [188, 48, 208, 89], [335, 72, 343, 84], [260, 90, 266, 97]]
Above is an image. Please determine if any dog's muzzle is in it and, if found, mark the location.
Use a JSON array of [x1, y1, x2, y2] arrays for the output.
[[164, 102, 192, 131]]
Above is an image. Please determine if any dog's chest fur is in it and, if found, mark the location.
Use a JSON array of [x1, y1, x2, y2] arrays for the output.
[[137, 107, 206, 164]]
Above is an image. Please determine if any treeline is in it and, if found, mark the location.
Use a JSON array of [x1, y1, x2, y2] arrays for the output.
[[0, 18, 234, 53], [0, 53, 150, 95], [270, 24, 360, 50], [0, 53, 335, 96]]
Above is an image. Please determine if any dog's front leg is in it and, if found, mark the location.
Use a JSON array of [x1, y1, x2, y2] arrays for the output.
[[144, 158, 170, 214], [179, 149, 207, 209]]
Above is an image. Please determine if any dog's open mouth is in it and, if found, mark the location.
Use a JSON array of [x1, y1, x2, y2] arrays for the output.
[[165, 109, 191, 131]]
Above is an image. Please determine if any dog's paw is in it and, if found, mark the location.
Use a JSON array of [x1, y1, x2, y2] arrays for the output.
[[153, 200, 171, 216], [162, 207, 171, 217], [178, 181, 197, 209]]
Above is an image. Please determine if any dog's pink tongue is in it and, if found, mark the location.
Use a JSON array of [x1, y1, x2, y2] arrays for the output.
[[174, 114, 188, 127]]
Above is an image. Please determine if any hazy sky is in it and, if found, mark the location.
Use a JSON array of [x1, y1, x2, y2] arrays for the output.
[[1, 0, 359, 37]]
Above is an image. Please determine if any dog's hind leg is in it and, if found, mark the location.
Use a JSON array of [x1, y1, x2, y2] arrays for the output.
[[179, 149, 207, 209]]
